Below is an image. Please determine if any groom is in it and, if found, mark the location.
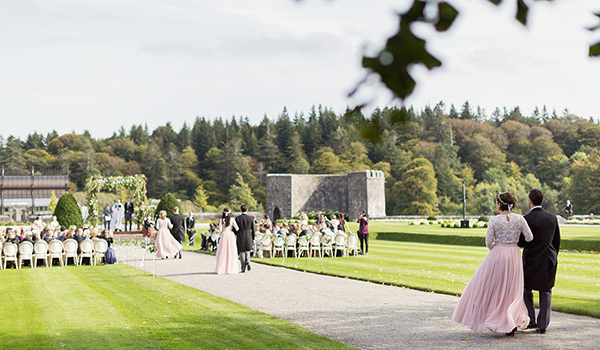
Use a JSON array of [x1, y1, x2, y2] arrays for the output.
[[170, 206, 185, 259], [519, 189, 561, 334], [235, 205, 255, 273]]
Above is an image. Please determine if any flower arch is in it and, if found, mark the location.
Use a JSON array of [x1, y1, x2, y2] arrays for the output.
[[85, 175, 148, 227]]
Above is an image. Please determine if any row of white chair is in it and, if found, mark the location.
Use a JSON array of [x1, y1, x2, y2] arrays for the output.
[[1, 239, 108, 269], [258, 233, 359, 258]]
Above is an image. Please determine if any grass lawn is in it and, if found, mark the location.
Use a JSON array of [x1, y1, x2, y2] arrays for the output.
[[0, 265, 354, 350], [346, 221, 600, 240], [255, 240, 600, 318]]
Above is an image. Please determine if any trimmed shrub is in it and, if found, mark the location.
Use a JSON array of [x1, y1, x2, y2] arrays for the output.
[[53, 193, 83, 228], [478, 216, 489, 222], [453, 223, 460, 228], [155, 193, 180, 218], [427, 215, 437, 221]]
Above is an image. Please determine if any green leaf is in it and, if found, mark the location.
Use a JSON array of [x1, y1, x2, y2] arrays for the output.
[[435, 2, 459, 32], [516, 0, 528, 25], [487, 0, 502, 4], [589, 41, 600, 57]]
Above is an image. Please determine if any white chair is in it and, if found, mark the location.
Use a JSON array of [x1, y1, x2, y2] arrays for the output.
[[93, 239, 108, 265], [297, 235, 310, 257], [18, 241, 34, 268], [334, 234, 347, 258], [321, 235, 334, 257], [3, 243, 18, 269], [209, 231, 220, 251], [63, 239, 78, 266], [33, 240, 49, 268], [272, 236, 285, 257], [260, 235, 273, 258], [347, 233, 359, 257], [254, 233, 264, 257], [285, 235, 297, 257], [309, 234, 321, 258], [79, 239, 94, 266], [48, 240, 64, 267]]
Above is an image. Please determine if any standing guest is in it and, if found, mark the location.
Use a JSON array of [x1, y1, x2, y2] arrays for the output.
[[142, 214, 155, 246], [31, 216, 45, 234], [357, 211, 369, 255], [186, 212, 196, 246], [262, 214, 272, 229], [299, 213, 309, 226], [329, 214, 340, 234], [103, 203, 112, 230], [338, 213, 347, 233], [453, 192, 533, 335], [124, 198, 134, 231], [170, 206, 186, 259], [215, 208, 239, 274], [565, 200, 573, 220], [235, 205, 255, 273], [48, 216, 60, 231], [519, 189, 561, 334], [317, 212, 325, 226]]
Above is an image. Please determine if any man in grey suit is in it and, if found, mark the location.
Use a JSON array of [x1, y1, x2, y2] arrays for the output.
[[519, 189, 561, 334], [234, 205, 255, 273]]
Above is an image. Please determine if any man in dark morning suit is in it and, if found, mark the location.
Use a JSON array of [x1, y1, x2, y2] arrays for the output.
[[234, 205, 255, 272], [518, 189, 561, 334], [185, 213, 196, 246], [170, 206, 185, 259], [124, 198, 134, 232]]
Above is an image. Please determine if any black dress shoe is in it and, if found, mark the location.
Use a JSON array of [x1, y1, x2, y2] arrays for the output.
[[505, 327, 517, 336], [538, 329, 546, 334], [527, 322, 538, 329], [246, 263, 251, 271]]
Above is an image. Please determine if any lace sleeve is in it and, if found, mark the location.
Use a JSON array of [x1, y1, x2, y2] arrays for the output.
[[485, 217, 495, 250], [520, 216, 533, 242]]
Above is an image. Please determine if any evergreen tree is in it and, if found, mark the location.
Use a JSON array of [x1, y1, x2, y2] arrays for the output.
[[193, 184, 209, 209], [228, 173, 261, 211], [53, 192, 83, 227], [155, 193, 180, 218]]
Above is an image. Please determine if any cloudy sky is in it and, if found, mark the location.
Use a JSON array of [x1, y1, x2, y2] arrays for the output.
[[1, 0, 599, 139]]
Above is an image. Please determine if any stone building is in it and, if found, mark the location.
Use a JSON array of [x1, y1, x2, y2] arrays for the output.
[[266, 170, 385, 221]]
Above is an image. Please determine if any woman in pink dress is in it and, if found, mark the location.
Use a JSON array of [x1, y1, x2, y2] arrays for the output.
[[453, 192, 534, 336], [155, 210, 182, 259], [215, 207, 239, 274]]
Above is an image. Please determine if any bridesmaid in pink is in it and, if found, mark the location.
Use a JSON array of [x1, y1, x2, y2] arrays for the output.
[[215, 208, 239, 274], [155, 210, 182, 259], [453, 192, 533, 336]]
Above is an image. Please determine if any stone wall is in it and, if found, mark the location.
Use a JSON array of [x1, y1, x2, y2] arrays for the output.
[[266, 170, 385, 221]]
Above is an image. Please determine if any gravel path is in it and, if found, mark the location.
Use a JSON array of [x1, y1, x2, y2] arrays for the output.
[[120, 247, 600, 349]]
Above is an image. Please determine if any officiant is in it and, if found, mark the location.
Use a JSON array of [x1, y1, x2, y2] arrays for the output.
[[109, 199, 125, 232]]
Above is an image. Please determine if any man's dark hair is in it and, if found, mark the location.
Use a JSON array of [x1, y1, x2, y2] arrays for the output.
[[529, 189, 544, 206], [240, 205, 248, 212]]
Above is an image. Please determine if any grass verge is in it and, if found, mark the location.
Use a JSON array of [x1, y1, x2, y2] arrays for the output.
[[0, 264, 355, 350]]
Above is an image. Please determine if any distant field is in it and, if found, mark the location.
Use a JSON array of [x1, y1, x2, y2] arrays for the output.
[[346, 221, 600, 241]]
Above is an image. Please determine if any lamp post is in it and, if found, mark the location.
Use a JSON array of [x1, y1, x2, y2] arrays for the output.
[[461, 183, 469, 228]]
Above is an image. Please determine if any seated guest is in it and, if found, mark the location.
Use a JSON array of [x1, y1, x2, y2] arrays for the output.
[[22, 231, 35, 244], [6, 229, 20, 244], [99, 230, 113, 247], [299, 214, 309, 226], [299, 224, 312, 237], [89, 228, 98, 240], [329, 215, 340, 234], [74, 228, 85, 243], [61, 226, 76, 241], [42, 228, 54, 243]]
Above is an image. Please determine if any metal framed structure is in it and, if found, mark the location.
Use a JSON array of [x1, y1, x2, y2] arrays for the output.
[[0, 167, 69, 216]]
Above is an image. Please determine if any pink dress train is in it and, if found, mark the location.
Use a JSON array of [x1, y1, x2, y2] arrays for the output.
[[155, 218, 182, 259], [215, 221, 239, 274], [452, 243, 530, 333]]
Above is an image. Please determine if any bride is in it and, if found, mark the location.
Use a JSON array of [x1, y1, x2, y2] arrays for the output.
[[215, 207, 239, 274], [453, 192, 533, 335], [155, 210, 182, 259]]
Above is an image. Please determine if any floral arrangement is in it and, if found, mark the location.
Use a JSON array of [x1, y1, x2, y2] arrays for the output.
[[85, 175, 149, 227]]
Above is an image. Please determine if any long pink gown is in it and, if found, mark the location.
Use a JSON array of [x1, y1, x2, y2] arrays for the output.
[[452, 213, 533, 333], [215, 219, 239, 274], [155, 218, 182, 259]]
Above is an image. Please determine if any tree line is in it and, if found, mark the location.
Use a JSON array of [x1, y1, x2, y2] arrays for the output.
[[1, 102, 598, 216]]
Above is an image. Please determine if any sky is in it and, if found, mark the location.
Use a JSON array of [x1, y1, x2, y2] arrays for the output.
[[1, 0, 599, 139]]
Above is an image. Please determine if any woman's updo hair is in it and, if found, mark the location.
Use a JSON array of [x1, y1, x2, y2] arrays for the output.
[[222, 207, 231, 227], [495, 192, 516, 211]]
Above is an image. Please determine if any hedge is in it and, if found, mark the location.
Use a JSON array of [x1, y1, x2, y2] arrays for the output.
[[374, 232, 600, 253]]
